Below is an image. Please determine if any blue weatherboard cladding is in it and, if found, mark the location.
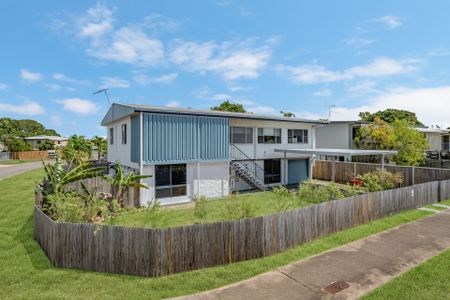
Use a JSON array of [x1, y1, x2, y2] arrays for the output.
[[141, 113, 229, 164], [130, 115, 141, 163]]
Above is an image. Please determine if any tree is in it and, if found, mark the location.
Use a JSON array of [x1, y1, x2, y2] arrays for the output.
[[62, 135, 93, 164], [280, 111, 296, 118], [7, 138, 32, 152], [354, 118, 429, 166], [91, 136, 107, 160], [358, 109, 424, 126], [211, 100, 246, 113], [38, 140, 55, 151]]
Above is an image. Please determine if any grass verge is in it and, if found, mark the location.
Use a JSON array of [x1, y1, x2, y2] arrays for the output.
[[0, 159, 38, 165], [0, 168, 435, 299], [362, 248, 450, 300]]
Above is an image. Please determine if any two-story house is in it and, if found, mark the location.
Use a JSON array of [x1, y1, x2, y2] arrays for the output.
[[101, 103, 327, 205]]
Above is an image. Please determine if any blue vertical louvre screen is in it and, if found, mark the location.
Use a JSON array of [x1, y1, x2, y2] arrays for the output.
[[130, 115, 141, 163], [141, 113, 229, 164]]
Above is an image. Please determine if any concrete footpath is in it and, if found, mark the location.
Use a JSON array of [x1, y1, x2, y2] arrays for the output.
[[176, 209, 450, 300], [0, 161, 43, 180]]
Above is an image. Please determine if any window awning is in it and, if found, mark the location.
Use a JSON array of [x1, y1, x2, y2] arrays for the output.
[[274, 148, 398, 156]]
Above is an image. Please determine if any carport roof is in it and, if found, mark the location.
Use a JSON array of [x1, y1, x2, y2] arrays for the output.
[[274, 148, 398, 156]]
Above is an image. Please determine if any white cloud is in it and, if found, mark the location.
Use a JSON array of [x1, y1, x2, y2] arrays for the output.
[[376, 15, 402, 29], [134, 73, 178, 85], [313, 89, 332, 97], [0, 83, 8, 90], [20, 69, 42, 82], [78, 3, 114, 37], [53, 73, 89, 85], [279, 57, 419, 84], [88, 27, 164, 65], [100, 76, 130, 88], [66, 87, 76, 92], [64, 4, 165, 66], [170, 39, 272, 80], [50, 115, 63, 126], [344, 37, 375, 47], [142, 14, 179, 32], [45, 83, 61, 92], [58, 98, 98, 114], [194, 86, 233, 101], [347, 80, 377, 96], [302, 86, 450, 127], [166, 101, 180, 107], [0, 101, 44, 116]]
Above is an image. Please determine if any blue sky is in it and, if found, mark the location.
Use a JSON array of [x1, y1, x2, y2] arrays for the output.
[[1, 1, 450, 137]]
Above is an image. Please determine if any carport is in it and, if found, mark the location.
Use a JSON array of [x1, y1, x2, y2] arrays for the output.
[[274, 148, 398, 182]]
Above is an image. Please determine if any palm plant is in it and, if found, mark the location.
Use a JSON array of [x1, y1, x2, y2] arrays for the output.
[[40, 157, 106, 199], [62, 135, 93, 164], [91, 135, 107, 160], [104, 161, 151, 206]]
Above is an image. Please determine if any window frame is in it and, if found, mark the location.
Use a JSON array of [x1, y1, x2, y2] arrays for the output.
[[121, 124, 127, 145], [288, 129, 308, 144], [230, 126, 253, 144], [109, 127, 114, 145], [257, 128, 282, 144], [155, 164, 187, 199]]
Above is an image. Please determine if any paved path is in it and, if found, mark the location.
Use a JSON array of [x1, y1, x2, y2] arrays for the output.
[[176, 210, 450, 300], [0, 161, 43, 180]]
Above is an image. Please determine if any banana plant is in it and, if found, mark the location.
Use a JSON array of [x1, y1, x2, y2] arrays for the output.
[[40, 157, 106, 198], [104, 161, 151, 206]]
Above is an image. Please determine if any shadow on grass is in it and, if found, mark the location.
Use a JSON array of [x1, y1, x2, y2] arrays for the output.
[[14, 212, 53, 271]]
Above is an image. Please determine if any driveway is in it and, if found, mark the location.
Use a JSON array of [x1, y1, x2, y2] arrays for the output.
[[0, 161, 44, 180]]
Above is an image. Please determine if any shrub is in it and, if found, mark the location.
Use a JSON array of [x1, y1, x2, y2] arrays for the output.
[[44, 192, 115, 223], [326, 182, 344, 200], [357, 168, 403, 192], [224, 193, 254, 220], [296, 182, 330, 204], [272, 186, 295, 211], [193, 195, 209, 223]]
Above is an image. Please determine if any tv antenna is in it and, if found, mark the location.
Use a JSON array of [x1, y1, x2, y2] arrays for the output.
[[92, 88, 110, 104]]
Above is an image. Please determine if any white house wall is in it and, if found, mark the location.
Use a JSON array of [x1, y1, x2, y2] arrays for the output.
[[229, 118, 316, 160], [139, 161, 229, 206], [106, 116, 139, 169], [425, 133, 443, 151], [316, 123, 351, 149]]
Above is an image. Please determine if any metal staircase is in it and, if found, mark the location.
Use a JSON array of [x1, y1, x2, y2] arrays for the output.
[[230, 144, 268, 191]]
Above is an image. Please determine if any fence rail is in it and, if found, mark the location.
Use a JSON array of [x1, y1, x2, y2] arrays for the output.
[[34, 177, 450, 277], [313, 160, 450, 186]]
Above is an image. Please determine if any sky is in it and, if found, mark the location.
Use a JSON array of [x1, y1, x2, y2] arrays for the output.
[[1, 0, 450, 137]]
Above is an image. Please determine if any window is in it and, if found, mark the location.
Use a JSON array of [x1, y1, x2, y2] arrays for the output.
[[155, 164, 187, 199], [258, 128, 281, 144], [288, 129, 308, 144], [230, 127, 253, 144], [264, 159, 281, 184], [109, 127, 114, 145], [121, 124, 127, 144]]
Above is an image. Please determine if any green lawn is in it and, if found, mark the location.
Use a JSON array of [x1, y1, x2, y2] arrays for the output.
[[0, 168, 437, 299], [363, 248, 450, 300], [108, 191, 300, 228], [108, 185, 363, 228], [0, 159, 38, 165]]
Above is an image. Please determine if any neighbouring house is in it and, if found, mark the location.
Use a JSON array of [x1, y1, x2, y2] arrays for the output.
[[101, 103, 328, 205], [316, 121, 369, 161], [23, 135, 68, 150], [417, 127, 450, 158]]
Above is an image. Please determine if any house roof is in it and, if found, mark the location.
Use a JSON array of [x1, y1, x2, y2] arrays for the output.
[[416, 127, 450, 134], [23, 135, 68, 141], [101, 103, 330, 126]]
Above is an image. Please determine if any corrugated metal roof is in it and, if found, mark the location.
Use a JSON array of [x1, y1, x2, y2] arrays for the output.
[[101, 103, 329, 126], [23, 135, 68, 141]]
